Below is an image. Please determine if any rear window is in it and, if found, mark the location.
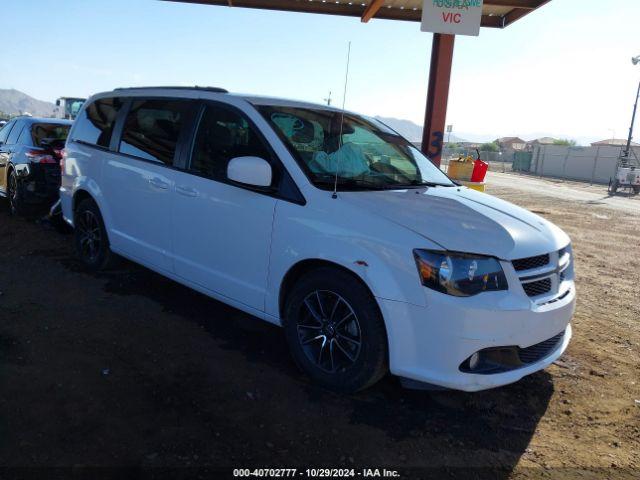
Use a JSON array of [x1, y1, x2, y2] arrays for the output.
[[73, 97, 123, 148], [119, 99, 191, 165], [28, 123, 70, 147]]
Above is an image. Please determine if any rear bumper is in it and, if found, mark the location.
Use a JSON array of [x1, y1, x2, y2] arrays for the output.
[[17, 163, 60, 205], [378, 285, 575, 392]]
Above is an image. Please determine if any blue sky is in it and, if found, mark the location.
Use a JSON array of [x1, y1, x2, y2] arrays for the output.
[[2, 0, 639, 144]]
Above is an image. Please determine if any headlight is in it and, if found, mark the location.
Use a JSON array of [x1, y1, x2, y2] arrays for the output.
[[413, 249, 508, 297]]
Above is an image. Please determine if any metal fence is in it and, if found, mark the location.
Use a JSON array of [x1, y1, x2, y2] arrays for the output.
[[529, 145, 640, 184], [437, 145, 640, 184]]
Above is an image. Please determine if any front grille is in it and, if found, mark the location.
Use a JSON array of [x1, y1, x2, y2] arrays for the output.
[[518, 332, 564, 363], [512, 254, 550, 271], [522, 278, 552, 297]]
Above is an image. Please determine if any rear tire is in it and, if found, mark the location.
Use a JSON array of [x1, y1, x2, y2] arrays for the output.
[[283, 267, 388, 393], [6, 169, 30, 216], [74, 198, 117, 271]]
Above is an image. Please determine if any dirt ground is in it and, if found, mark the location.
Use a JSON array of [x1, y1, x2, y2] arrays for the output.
[[0, 176, 638, 479]]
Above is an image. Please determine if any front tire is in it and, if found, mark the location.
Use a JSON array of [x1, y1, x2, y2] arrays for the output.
[[283, 268, 388, 393], [74, 198, 117, 271]]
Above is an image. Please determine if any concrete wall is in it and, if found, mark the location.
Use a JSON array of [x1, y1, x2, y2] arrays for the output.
[[530, 145, 640, 184]]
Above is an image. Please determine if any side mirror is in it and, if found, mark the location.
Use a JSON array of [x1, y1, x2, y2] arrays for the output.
[[227, 156, 272, 188]]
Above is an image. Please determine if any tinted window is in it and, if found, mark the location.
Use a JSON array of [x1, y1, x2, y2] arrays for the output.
[[120, 99, 190, 165], [6, 120, 25, 145], [73, 97, 123, 148], [30, 123, 71, 147], [0, 121, 15, 144], [190, 105, 272, 181]]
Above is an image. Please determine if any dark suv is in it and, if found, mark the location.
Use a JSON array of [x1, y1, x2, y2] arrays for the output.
[[0, 117, 72, 215]]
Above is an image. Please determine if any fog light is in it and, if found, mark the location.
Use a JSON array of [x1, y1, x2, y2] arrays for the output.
[[469, 352, 480, 370]]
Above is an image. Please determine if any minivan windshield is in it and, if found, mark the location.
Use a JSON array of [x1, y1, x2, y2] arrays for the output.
[[257, 105, 455, 191]]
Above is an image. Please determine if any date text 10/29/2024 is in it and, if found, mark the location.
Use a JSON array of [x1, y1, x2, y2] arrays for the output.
[[233, 468, 401, 478]]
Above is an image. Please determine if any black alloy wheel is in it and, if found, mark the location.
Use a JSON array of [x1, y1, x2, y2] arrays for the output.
[[296, 290, 362, 374], [7, 170, 19, 215], [283, 267, 388, 393], [73, 199, 117, 271], [76, 208, 102, 265]]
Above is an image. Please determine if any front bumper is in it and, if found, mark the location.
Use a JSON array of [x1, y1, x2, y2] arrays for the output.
[[378, 284, 575, 392]]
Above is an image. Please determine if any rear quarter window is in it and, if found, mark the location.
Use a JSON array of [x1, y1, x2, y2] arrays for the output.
[[6, 120, 25, 145], [73, 97, 123, 148]]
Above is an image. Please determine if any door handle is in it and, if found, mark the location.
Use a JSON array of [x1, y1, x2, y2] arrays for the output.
[[176, 185, 199, 197], [148, 177, 169, 190]]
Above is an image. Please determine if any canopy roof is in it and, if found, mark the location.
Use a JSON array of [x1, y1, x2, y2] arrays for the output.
[[166, 0, 550, 28]]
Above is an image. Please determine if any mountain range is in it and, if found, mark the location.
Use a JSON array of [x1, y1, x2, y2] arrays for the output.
[[375, 116, 467, 143], [0, 89, 55, 117]]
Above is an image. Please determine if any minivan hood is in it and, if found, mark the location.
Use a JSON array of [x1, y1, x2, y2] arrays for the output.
[[340, 186, 569, 260]]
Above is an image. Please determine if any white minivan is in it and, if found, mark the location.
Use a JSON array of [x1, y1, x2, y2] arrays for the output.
[[60, 87, 575, 392]]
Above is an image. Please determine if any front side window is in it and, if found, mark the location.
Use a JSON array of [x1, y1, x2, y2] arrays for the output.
[[257, 105, 454, 191], [73, 97, 123, 148], [190, 104, 272, 181], [120, 99, 191, 166]]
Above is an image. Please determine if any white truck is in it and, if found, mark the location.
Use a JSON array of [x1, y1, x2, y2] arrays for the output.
[[54, 97, 86, 120]]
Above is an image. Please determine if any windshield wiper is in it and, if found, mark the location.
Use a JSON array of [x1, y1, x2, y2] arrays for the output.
[[403, 180, 455, 188]]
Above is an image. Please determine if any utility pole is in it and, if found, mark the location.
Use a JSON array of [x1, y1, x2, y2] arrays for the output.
[[624, 80, 640, 157], [625, 55, 640, 157]]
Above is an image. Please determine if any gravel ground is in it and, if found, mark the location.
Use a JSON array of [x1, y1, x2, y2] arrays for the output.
[[0, 176, 638, 479]]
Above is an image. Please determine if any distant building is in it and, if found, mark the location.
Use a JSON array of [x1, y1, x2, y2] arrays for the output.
[[590, 138, 640, 147], [528, 137, 557, 146], [495, 137, 527, 151]]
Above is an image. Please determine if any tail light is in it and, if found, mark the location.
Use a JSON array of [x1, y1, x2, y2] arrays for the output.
[[25, 149, 56, 164]]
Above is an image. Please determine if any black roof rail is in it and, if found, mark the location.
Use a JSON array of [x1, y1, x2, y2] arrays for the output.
[[114, 86, 228, 93]]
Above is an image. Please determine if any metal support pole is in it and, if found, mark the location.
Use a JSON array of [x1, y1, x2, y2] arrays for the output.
[[624, 79, 640, 157], [421, 33, 455, 167], [590, 146, 600, 185], [561, 147, 571, 179]]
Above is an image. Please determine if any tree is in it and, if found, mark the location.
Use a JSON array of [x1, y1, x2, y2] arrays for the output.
[[479, 141, 499, 152], [553, 138, 577, 146]]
